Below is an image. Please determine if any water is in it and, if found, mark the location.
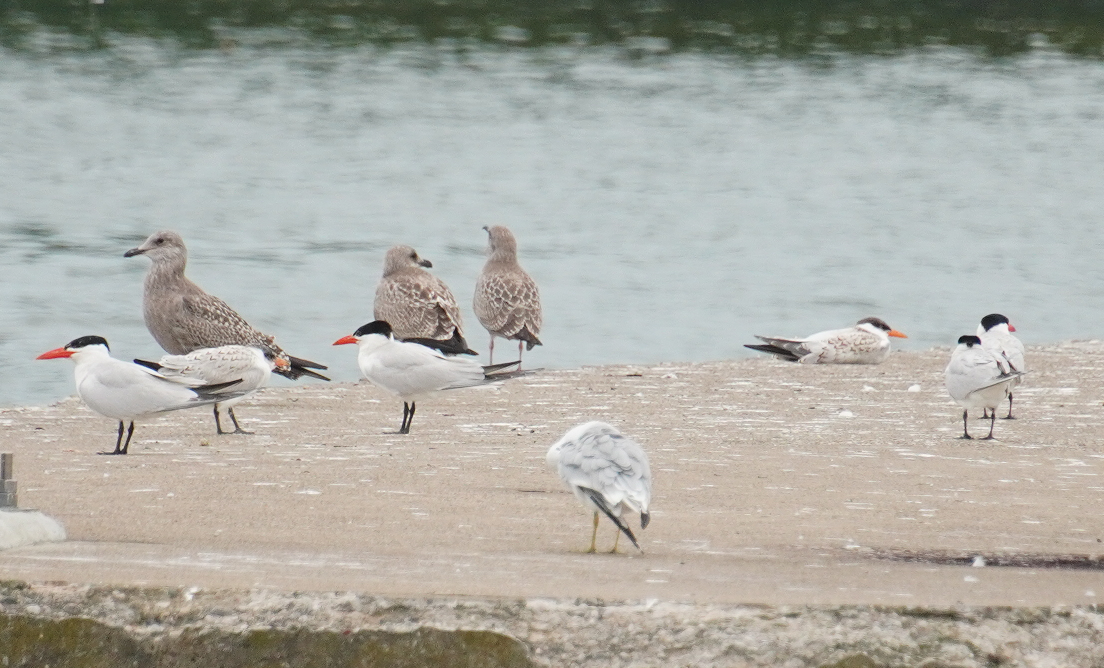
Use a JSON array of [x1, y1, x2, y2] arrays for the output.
[[3, 38, 1104, 407]]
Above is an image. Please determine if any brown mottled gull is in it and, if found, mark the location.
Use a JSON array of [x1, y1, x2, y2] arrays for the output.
[[124, 231, 328, 431], [473, 225, 542, 366], [373, 245, 475, 356]]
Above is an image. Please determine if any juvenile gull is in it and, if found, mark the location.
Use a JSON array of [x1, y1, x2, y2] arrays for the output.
[[133, 345, 287, 435], [37, 336, 248, 455], [333, 320, 519, 434], [473, 225, 542, 366], [547, 421, 652, 553], [976, 313, 1026, 419], [374, 245, 475, 356], [944, 335, 1026, 440], [124, 231, 328, 432], [744, 317, 907, 364]]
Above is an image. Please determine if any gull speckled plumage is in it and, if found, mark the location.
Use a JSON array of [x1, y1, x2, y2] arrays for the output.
[[374, 245, 474, 355], [124, 230, 328, 384], [473, 225, 542, 366]]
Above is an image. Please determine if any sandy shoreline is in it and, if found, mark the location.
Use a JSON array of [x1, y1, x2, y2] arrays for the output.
[[3, 345, 1104, 665]]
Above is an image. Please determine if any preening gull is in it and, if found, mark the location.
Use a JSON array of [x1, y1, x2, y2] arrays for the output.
[[473, 225, 542, 367], [37, 336, 248, 454], [744, 317, 907, 364], [374, 245, 475, 356], [124, 231, 328, 432], [944, 335, 1026, 440], [334, 320, 519, 434], [547, 421, 652, 553], [976, 313, 1026, 419], [133, 345, 286, 435]]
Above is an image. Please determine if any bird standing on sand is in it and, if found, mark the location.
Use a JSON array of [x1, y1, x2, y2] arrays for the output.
[[134, 345, 287, 435], [547, 421, 652, 554], [976, 313, 1026, 419], [945, 335, 1026, 440], [36, 336, 248, 455], [374, 245, 475, 356], [125, 231, 328, 432], [473, 225, 542, 366], [333, 320, 519, 434], [744, 317, 907, 364]]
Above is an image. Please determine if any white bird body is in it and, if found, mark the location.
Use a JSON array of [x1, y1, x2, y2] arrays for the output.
[[547, 421, 652, 553], [975, 314, 1026, 419], [334, 321, 519, 433], [944, 335, 1026, 439], [37, 336, 247, 454], [746, 317, 907, 364]]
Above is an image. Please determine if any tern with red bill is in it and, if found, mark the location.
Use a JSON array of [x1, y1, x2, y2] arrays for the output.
[[333, 320, 519, 434], [976, 313, 1026, 419], [945, 334, 1026, 440], [744, 317, 907, 364], [132, 345, 288, 435], [36, 336, 247, 454]]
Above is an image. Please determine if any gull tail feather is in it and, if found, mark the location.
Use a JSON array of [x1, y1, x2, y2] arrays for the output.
[[585, 489, 640, 551]]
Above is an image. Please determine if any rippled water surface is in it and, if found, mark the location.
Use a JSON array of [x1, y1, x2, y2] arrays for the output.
[[3, 40, 1104, 407]]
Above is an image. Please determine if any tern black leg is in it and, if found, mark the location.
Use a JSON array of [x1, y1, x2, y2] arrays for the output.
[[213, 406, 227, 435], [959, 410, 972, 440], [1003, 394, 1015, 420], [981, 408, 990, 420], [227, 407, 254, 435], [104, 420, 125, 455], [982, 412, 997, 440], [103, 421, 135, 455], [399, 401, 416, 434]]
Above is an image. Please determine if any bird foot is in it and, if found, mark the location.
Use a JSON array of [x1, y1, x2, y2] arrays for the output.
[[231, 427, 254, 435], [97, 450, 126, 456], [1001, 416, 1016, 420], [958, 434, 973, 440], [980, 435, 997, 441]]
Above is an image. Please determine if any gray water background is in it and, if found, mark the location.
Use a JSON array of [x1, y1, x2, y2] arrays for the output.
[[3, 37, 1104, 407]]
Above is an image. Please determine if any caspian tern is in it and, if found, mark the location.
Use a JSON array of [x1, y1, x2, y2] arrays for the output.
[[744, 317, 907, 364], [944, 335, 1027, 440], [124, 230, 329, 382], [133, 345, 288, 435], [976, 313, 1026, 419], [547, 421, 652, 554], [473, 225, 542, 367], [374, 245, 476, 356], [333, 320, 520, 434], [36, 336, 247, 454]]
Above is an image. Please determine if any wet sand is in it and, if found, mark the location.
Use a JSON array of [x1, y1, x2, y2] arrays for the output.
[[3, 345, 1104, 665]]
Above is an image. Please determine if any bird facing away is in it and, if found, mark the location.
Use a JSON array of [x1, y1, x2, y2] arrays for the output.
[[473, 225, 542, 367], [744, 317, 907, 364], [976, 313, 1026, 419], [373, 245, 475, 356], [333, 320, 520, 434], [124, 230, 328, 432], [547, 421, 652, 554], [133, 345, 287, 435], [37, 336, 248, 454], [944, 335, 1027, 440]]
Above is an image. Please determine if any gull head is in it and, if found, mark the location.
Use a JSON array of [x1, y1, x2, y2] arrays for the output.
[[483, 225, 518, 260], [37, 335, 111, 363], [382, 245, 432, 276], [124, 230, 187, 264]]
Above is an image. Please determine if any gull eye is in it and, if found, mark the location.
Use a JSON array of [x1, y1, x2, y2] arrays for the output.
[[155, 237, 165, 245]]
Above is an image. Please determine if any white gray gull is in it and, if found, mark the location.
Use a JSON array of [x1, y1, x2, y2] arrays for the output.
[[333, 320, 519, 434], [744, 317, 907, 364], [547, 421, 652, 553], [944, 335, 1027, 440], [124, 231, 328, 430], [976, 313, 1026, 419], [473, 225, 542, 367], [36, 336, 248, 455], [133, 345, 287, 435], [373, 245, 476, 356]]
